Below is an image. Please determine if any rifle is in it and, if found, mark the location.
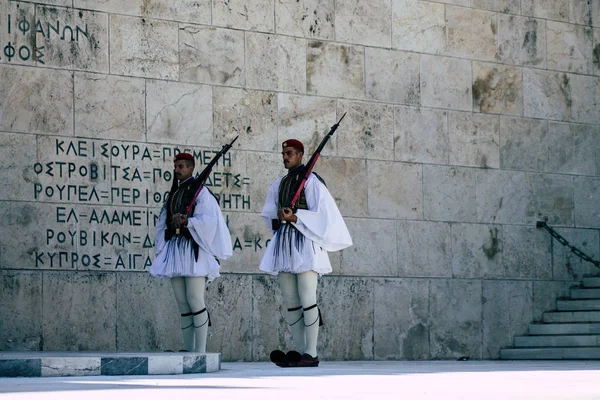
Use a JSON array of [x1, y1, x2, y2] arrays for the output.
[[280, 112, 346, 224], [175, 135, 239, 234]]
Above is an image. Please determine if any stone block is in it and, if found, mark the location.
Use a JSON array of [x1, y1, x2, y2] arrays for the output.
[[533, 281, 573, 322], [335, 0, 391, 47], [482, 280, 532, 359], [246, 33, 306, 93], [336, 100, 394, 160], [0, 132, 37, 201], [445, 6, 497, 62], [551, 228, 600, 281], [0, 1, 34, 68], [316, 157, 368, 218], [498, 15, 546, 67], [147, 356, 182, 375], [472, 62, 523, 116], [420, 55, 472, 111], [307, 41, 364, 99], [365, 48, 420, 105], [594, 28, 600, 76], [451, 223, 504, 279], [319, 277, 374, 360], [179, 25, 244, 87], [214, 87, 278, 152], [476, 169, 532, 224], [429, 279, 482, 360], [397, 220, 452, 278], [75, 73, 145, 140], [220, 212, 274, 274], [570, 0, 600, 27], [41, 357, 100, 377], [205, 274, 253, 361], [277, 94, 337, 156], [252, 274, 292, 361], [449, 111, 500, 168], [73, 0, 211, 24], [340, 218, 396, 276], [0, 202, 74, 270], [502, 225, 552, 280], [499, 116, 548, 171], [374, 278, 430, 360], [101, 357, 147, 375], [43, 271, 117, 351], [35, 6, 108, 73], [183, 355, 206, 373], [423, 165, 477, 223], [0, 271, 42, 351], [275, 0, 335, 40], [472, 0, 520, 14], [394, 106, 448, 164], [146, 80, 212, 147], [528, 173, 574, 226], [0, 359, 40, 377], [574, 176, 600, 228], [109, 15, 178, 80], [0, 65, 73, 135], [522, 0, 569, 22], [547, 21, 593, 74], [367, 160, 422, 220], [213, 0, 274, 32], [116, 273, 181, 352], [524, 68, 597, 124], [392, 0, 446, 54], [246, 152, 286, 214], [547, 122, 598, 176], [571, 74, 599, 125]]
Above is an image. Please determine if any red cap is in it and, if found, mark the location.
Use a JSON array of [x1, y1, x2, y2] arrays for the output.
[[282, 139, 304, 152], [174, 152, 194, 162]]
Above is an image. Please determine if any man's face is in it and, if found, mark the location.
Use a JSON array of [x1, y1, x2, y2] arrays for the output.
[[174, 160, 194, 182], [282, 146, 303, 170]]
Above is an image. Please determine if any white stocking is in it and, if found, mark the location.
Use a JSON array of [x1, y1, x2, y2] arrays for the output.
[[279, 273, 305, 353], [298, 271, 319, 358], [171, 277, 194, 352], [186, 276, 208, 353]]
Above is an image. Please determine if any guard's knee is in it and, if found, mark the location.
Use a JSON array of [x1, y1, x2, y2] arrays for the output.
[[303, 304, 323, 327]]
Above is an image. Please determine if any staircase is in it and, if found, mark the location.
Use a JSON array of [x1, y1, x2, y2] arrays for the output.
[[500, 276, 600, 360]]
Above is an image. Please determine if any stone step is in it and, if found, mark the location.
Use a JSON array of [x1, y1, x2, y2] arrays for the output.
[[500, 347, 600, 360], [582, 277, 600, 288], [571, 288, 600, 299], [557, 299, 600, 311], [0, 352, 220, 377], [529, 323, 600, 335], [543, 311, 600, 323], [514, 335, 600, 347]]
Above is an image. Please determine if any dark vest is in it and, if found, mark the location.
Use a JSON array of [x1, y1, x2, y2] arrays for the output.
[[165, 177, 197, 242], [277, 165, 326, 211]]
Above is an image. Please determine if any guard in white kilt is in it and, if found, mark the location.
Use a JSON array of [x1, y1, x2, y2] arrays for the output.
[[150, 152, 232, 353], [259, 139, 352, 367]]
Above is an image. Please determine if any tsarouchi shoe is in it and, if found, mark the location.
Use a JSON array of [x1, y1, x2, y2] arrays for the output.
[[292, 353, 319, 367], [269, 350, 287, 367]]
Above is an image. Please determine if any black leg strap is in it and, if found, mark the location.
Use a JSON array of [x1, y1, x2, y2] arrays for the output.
[[287, 305, 304, 326], [181, 311, 194, 329], [192, 308, 211, 328], [303, 304, 323, 327]]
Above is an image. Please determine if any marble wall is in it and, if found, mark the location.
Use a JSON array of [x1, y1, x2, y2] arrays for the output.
[[0, 0, 598, 361]]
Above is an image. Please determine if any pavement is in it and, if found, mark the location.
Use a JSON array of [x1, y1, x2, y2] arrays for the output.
[[1, 360, 600, 399]]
